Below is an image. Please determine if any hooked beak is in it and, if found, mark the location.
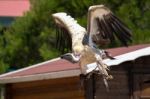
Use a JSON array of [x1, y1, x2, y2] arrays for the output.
[[74, 52, 81, 58], [72, 53, 81, 62]]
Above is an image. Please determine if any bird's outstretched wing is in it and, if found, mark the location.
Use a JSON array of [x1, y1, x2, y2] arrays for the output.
[[87, 5, 132, 46], [52, 13, 86, 54], [52, 13, 72, 53]]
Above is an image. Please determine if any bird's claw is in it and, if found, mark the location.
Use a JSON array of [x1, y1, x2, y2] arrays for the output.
[[105, 74, 113, 80], [95, 61, 113, 80]]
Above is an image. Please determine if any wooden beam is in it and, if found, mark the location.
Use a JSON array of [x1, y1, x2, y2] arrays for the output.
[[82, 74, 95, 99], [0, 69, 81, 84], [0, 85, 5, 99]]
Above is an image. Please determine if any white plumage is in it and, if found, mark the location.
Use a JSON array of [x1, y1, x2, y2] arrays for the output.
[[52, 12, 86, 55]]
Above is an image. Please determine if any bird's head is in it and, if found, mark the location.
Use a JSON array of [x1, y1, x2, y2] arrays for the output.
[[73, 45, 84, 58]]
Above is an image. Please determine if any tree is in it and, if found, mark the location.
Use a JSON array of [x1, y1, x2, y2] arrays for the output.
[[2, 0, 61, 70], [0, 25, 9, 73]]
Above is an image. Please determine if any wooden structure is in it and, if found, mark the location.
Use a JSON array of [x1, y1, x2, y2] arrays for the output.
[[0, 44, 150, 99], [91, 55, 150, 99], [5, 77, 84, 99]]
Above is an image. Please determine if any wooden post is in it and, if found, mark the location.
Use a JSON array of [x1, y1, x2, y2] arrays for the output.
[[0, 85, 5, 99], [5, 84, 13, 99], [82, 74, 95, 99]]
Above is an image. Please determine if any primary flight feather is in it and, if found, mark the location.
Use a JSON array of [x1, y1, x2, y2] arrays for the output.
[[87, 5, 132, 47]]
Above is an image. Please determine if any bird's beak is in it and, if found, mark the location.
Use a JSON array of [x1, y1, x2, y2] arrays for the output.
[[74, 52, 81, 57], [73, 53, 81, 61]]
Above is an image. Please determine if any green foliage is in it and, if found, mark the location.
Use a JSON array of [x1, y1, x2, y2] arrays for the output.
[[115, 0, 150, 44], [0, 0, 149, 73], [0, 25, 9, 73], [2, 0, 61, 69]]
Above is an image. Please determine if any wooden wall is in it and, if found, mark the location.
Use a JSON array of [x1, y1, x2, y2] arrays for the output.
[[5, 56, 150, 99], [6, 76, 84, 99], [94, 68, 131, 99], [132, 56, 150, 99], [93, 56, 150, 99]]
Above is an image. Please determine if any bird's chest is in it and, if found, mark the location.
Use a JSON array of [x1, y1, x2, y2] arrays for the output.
[[79, 49, 96, 66], [79, 48, 97, 74]]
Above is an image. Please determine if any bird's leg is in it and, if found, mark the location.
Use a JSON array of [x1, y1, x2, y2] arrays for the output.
[[96, 61, 110, 91], [94, 54, 113, 91], [95, 54, 113, 80]]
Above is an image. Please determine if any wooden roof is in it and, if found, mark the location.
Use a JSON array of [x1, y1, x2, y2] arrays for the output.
[[0, 44, 149, 84]]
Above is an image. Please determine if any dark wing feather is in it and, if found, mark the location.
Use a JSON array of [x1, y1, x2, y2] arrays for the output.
[[52, 13, 73, 54], [55, 25, 72, 53], [87, 5, 132, 46]]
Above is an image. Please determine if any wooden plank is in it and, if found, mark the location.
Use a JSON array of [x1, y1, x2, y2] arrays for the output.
[[12, 81, 80, 93], [94, 70, 130, 99], [140, 80, 150, 98], [12, 76, 80, 88], [84, 74, 95, 99], [13, 90, 84, 99], [12, 85, 83, 95], [5, 84, 13, 99], [10, 76, 85, 99], [95, 96, 130, 99]]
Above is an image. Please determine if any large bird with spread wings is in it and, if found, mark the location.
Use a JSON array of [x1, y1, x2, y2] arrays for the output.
[[52, 5, 132, 89]]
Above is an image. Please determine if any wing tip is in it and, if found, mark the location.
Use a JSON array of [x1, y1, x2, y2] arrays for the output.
[[52, 12, 67, 17], [89, 4, 105, 11]]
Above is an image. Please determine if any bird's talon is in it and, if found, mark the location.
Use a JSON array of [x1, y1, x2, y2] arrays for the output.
[[106, 75, 113, 80], [106, 67, 110, 71]]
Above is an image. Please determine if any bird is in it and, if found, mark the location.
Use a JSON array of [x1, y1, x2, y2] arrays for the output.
[[52, 5, 132, 90]]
